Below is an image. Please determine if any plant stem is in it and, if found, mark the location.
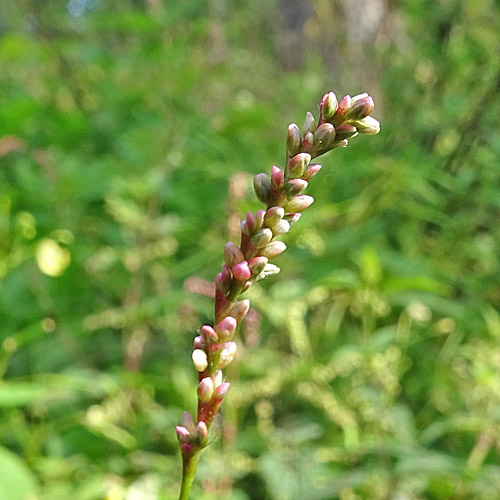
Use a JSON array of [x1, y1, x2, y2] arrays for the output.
[[179, 450, 201, 500]]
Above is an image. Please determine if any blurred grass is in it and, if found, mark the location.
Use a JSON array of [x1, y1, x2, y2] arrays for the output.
[[1, 1, 500, 499]]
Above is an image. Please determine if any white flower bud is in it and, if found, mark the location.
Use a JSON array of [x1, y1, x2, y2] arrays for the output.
[[192, 349, 208, 372]]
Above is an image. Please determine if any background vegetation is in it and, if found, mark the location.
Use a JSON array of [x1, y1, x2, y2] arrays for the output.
[[1, 1, 500, 499]]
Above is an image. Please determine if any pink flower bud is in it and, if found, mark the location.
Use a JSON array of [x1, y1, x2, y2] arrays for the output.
[[176, 425, 191, 443], [287, 153, 311, 179], [284, 213, 302, 225], [302, 111, 316, 135], [215, 316, 237, 341], [197, 377, 214, 402], [216, 264, 232, 294], [223, 242, 244, 268], [193, 335, 205, 350], [348, 94, 374, 120], [251, 228, 273, 248], [253, 173, 271, 204], [286, 123, 301, 157], [208, 342, 221, 353], [218, 342, 237, 369], [232, 299, 250, 323], [261, 241, 287, 259], [321, 92, 338, 121], [335, 124, 358, 141], [232, 261, 251, 282], [271, 166, 284, 189], [197, 421, 208, 440], [181, 443, 193, 455], [214, 370, 223, 387], [285, 179, 308, 196], [302, 164, 322, 181], [214, 382, 230, 398], [332, 95, 352, 125], [221, 264, 232, 285], [192, 349, 208, 372], [338, 94, 352, 113], [302, 131, 314, 149], [182, 411, 195, 430], [248, 256, 268, 275], [245, 212, 256, 233], [201, 325, 218, 342], [284, 195, 314, 213]]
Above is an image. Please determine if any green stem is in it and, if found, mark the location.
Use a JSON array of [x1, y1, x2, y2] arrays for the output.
[[179, 450, 201, 500]]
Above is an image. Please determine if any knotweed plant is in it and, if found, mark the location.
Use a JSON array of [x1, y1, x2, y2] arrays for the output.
[[176, 91, 380, 499]]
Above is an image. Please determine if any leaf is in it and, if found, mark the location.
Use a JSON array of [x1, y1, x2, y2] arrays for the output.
[[0, 447, 38, 500], [0, 382, 50, 407]]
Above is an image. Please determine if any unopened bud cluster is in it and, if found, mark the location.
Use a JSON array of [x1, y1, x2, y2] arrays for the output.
[[177, 91, 379, 462]]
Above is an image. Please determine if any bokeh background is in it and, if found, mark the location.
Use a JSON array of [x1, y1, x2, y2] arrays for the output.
[[1, 1, 500, 499]]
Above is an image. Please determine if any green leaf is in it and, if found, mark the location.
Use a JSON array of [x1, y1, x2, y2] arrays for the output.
[[0, 447, 38, 500], [0, 382, 50, 407]]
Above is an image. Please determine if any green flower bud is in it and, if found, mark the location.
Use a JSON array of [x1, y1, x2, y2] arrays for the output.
[[350, 116, 380, 135], [271, 219, 290, 236], [284, 195, 314, 213], [253, 173, 271, 204], [313, 123, 336, 150], [302, 111, 316, 135], [261, 241, 287, 259], [286, 123, 301, 157], [321, 92, 338, 121], [254, 209, 266, 232], [264, 206, 285, 229], [287, 153, 311, 179], [302, 163, 322, 181], [251, 228, 273, 248]]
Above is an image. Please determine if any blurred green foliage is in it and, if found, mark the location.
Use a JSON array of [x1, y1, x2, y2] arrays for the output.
[[1, 1, 500, 499]]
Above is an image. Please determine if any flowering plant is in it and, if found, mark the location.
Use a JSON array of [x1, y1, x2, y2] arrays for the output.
[[176, 91, 380, 500]]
